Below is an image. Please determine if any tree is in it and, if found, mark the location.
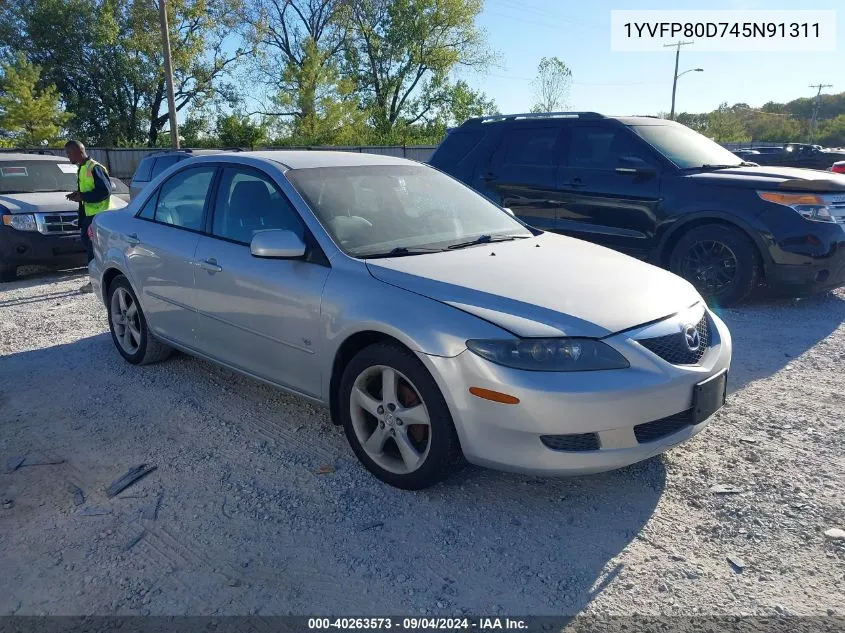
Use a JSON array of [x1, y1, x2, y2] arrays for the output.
[[0, 53, 71, 146], [346, 0, 491, 135], [0, 0, 246, 146], [530, 56, 571, 113], [216, 113, 267, 148], [704, 103, 750, 143], [180, 112, 215, 147]]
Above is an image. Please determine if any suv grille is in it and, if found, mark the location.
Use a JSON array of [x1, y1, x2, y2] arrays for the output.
[[35, 212, 79, 235], [637, 314, 710, 365]]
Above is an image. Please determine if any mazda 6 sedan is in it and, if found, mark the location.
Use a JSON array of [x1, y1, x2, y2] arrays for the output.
[[89, 151, 732, 489]]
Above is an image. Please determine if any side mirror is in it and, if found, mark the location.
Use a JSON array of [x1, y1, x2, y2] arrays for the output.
[[250, 229, 306, 259], [503, 207, 515, 216]]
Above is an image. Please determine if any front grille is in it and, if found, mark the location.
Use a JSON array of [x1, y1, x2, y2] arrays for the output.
[[634, 410, 694, 443], [540, 432, 599, 452], [637, 314, 710, 365], [35, 212, 79, 235]]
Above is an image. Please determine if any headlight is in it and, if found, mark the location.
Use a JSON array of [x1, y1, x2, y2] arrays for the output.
[[2, 214, 38, 231], [758, 192, 835, 223], [466, 338, 630, 372]]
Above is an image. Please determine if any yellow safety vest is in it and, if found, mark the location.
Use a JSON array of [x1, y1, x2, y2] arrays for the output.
[[78, 158, 112, 217]]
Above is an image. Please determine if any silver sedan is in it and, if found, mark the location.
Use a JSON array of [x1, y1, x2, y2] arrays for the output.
[[89, 151, 732, 489]]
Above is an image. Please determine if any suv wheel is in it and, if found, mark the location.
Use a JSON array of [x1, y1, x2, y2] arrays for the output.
[[0, 263, 17, 283], [338, 343, 464, 490], [107, 275, 172, 365], [669, 224, 759, 306]]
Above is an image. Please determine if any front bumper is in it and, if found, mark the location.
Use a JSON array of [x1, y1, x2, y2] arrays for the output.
[[421, 307, 732, 476], [0, 225, 86, 268]]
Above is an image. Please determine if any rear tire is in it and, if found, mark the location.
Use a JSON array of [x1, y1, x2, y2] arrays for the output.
[[338, 342, 464, 490], [669, 224, 759, 306], [0, 263, 17, 283], [106, 275, 172, 365]]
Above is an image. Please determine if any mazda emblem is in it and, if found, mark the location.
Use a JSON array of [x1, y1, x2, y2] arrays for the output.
[[683, 324, 700, 352]]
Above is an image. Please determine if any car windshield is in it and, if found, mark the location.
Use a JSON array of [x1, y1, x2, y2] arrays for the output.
[[0, 160, 77, 194], [631, 124, 744, 170], [286, 164, 533, 257]]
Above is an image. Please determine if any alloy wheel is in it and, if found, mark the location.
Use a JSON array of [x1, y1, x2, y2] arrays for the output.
[[349, 365, 432, 475], [110, 286, 142, 355], [679, 240, 739, 295]]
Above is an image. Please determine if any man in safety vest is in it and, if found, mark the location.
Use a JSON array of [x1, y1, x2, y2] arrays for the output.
[[65, 140, 112, 293]]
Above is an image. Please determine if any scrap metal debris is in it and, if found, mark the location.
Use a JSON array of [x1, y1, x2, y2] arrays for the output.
[[6, 456, 25, 474], [359, 521, 385, 532], [710, 484, 743, 495], [106, 464, 157, 498], [124, 530, 147, 551], [67, 483, 85, 506]]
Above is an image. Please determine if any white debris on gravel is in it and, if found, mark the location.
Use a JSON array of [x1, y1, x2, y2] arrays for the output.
[[0, 269, 843, 616]]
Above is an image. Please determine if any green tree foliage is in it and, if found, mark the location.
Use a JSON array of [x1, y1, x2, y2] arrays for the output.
[[530, 57, 572, 113], [346, 0, 491, 135], [216, 113, 267, 148], [0, 0, 245, 146], [0, 53, 71, 146]]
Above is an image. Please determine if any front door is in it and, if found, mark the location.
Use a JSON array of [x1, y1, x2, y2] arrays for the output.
[[556, 125, 662, 259], [192, 166, 330, 398], [473, 125, 566, 231], [130, 166, 216, 345]]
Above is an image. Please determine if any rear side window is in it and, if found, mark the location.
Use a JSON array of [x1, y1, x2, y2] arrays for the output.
[[153, 166, 215, 231], [494, 127, 563, 168], [133, 157, 154, 182], [151, 155, 181, 179], [431, 130, 484, 166]]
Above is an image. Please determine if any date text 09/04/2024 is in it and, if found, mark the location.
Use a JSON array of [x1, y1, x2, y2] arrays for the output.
[[307, 618, 529, 630]]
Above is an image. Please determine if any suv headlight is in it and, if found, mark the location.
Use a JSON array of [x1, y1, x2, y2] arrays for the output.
[[466, 338, 630, 372], [2, 213, 38, 232], [758, 192, 835, 223]]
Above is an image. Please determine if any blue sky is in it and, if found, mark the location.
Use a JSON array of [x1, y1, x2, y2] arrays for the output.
[[456, 0, 842, 116]]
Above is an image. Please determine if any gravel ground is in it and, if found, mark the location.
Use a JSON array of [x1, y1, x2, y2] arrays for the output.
[[0, 268, 843, 617]]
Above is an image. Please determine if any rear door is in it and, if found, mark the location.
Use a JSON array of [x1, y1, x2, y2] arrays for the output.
[[473, 125, 566, 231], [556, 124, 662, 258], [130, 165, 216, 345]]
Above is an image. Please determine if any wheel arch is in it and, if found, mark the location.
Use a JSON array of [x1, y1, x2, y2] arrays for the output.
[[656, 213, 768, 279]]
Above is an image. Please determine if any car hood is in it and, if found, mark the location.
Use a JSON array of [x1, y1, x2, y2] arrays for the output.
[[0, 191, 77, 214], [365, 233, 702, 338], [687, 166, 845, 192]]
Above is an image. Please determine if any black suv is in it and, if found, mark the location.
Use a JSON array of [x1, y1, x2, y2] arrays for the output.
[[429, 112, 845, 304]]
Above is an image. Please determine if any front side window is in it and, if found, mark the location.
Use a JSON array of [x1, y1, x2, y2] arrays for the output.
[[153, 166, 215, 231], [211, 168, 305, 244], [286, 165, 532, 257], [568, 126, 653, 170], [0, 160, 77, 194]]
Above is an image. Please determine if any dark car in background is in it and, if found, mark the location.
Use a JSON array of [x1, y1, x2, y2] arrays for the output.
[[129, 149, 224, 199], [0, 153, 126, 281], [748, 143, 845, 171], [429, 112, 845, 305]]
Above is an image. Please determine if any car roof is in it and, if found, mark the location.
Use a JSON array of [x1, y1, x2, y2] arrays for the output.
[[0, 153, 69, 162], [195, 150, 416, 170], [456, 112, 684, 129]]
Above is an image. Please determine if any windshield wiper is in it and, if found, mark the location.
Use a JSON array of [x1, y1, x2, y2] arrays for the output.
[[446, 234, 529, 250], [361, 246, 442, 259], [681, 164, 744, 171]]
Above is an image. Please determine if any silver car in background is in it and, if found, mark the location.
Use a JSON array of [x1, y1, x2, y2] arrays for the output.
[[89, 151, 732, 489]]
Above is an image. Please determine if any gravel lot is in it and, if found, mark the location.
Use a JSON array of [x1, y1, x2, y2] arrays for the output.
[[0, 268, 843, 617]]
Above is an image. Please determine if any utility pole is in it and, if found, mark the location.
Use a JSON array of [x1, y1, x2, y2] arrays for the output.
[[664, 41, 694, 121], [807, 83, 832, 144], [158, 0, 180, 149]]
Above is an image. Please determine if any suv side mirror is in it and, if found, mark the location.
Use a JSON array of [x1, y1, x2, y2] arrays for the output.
[[250, 230, 306, 259]]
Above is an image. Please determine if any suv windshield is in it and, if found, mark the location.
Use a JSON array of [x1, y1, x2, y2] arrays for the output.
[[0, 160, 77, 194], [286, 164, 533, 257], [631, 123, 744, 170]]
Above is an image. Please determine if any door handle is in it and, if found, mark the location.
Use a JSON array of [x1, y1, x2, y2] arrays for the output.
[[568, 178, 585, 188], [480, 172, 496, 181], [198, 258, 223, 273], [125, 233, 140, 246]]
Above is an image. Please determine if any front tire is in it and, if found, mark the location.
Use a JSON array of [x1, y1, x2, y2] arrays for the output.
[[669, 224, 759, 306], [338, 343, 463, 490], [106, 275, 172, 365]]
